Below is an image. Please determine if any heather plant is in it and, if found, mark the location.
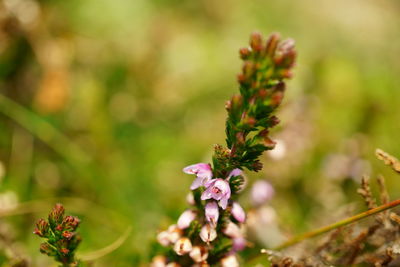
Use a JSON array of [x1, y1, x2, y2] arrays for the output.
[[151, 32, 296, 266], [33, 204, 83, 267]]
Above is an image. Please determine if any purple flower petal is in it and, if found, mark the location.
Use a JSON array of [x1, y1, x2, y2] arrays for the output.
[[251, 180, 275, 206], [205, 201, 219, 227], [232, 237, 246, 252], [201, 186, 213, 200], [219, 197, 228, 209], [190, 176, 204, 190], [183, 163, 212, 179], [177, 210, 196, 229], [231, 202, 246, 223]]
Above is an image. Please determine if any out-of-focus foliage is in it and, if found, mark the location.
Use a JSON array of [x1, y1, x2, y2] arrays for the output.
[[0, 0, 399, 266]]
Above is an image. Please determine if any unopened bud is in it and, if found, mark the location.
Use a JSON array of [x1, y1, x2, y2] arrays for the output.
[[268, 115, 280, 127], [157, 231, 170, 247], [231, 95, 242, 109], [265, 33, 280, 56], [250, 32, 263, 52], [263, 136, 276, 149], [62, 231, 73, 239], [252, 161, 263, 172], [235, 132, 245, 144], [186, 192, 195, 205], [59, 248, 69, 254], [221, 254, 239, 267], [189, 246, 208, 263], [49, 203, 65, 225], [271, 90, 284, 107], [34, 219, 49, 237], [251, 180, 275, 206], [150, 255, 167, 267], [231, 202, 246, 223], [242, 61, 254, 78], [177, 210, 196, 230], [239, 47, 251, 59], [199, 224, 217, 243], [167, 224, 182, 243], [223, 221, 242, 238], [174, 237, 192, 256]]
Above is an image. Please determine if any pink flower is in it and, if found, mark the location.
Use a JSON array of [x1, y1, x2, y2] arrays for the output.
[[183, 163, 213, 190], [205, 201, 219, 227], [223, 221, 241, 238], [201, 178, 231, 209], [177, 210, 196, 229], [231, 202, 245, 223], [232, 237, 246, 252], [199, 224, 217, 243], [251, 180, 274, 206]]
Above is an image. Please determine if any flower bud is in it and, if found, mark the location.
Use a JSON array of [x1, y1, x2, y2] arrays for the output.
[[177, 210, 196, 229], [223, 221, 242, 238], [186, 192, 195, 205], [251, 180, 275, 206], [239, 47, 251, 59], [265, 33, 280, 57], [157, 231, 170, 247], [49, 203, 65, 226], [150, 255, 167, 267], [231, 202, 245, 223], [174, 237, 192, 256], [167, 224, 182, 243], [233, 237, 247, 252], [205, 201, 219, 227], [189, 246, 208, 263], [33, 219, 49, 237], [250, 32, 263, 52], [221, 254, 239, 267], [199, 224, 217, 243]]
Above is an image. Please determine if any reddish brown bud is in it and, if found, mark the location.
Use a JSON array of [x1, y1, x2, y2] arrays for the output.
[[242, 61, 254, 78], [49, 204, 65, 225], [64, 215, 80, 228], [34, 219, 49, 237], [237, 74, 246, 84], [55, 225, 63, 231], [239, 47, 251, 59], [231, 95, 243, 111], [263, 136, 276, 149], [236, 132, 245, 144], [252, 161, 263, 172], [244, 116, 256, 127], [62, 231, 73, 239], [268, 115, 280, 127], [250, 32, 263, 52], [271, 91, 284, 107], [59, 248, 69, 254], [265, 33, 280, 56]]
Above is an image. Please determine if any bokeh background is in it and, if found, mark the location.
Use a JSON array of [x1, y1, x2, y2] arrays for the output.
[[0, 0, 399, 265]]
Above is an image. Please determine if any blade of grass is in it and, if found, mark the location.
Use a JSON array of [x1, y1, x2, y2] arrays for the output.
[[0, 93, 90, 170]]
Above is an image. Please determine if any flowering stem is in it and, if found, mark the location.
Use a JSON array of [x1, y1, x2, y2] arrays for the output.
[[274, 198, 400, 250]]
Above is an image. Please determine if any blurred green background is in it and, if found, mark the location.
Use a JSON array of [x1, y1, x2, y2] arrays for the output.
[[0, 0, 399, 265]]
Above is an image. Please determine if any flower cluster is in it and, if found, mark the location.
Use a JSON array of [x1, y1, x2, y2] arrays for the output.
[[34, 204, 82, 267], [154, 164, 246, 266], [152, 32, 296, 266]]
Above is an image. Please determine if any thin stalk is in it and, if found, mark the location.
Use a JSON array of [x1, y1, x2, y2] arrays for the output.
[[274, 198, 400, 250]]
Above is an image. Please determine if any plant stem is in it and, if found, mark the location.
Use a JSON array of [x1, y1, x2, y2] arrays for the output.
[[274, 198, 400, 250]]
